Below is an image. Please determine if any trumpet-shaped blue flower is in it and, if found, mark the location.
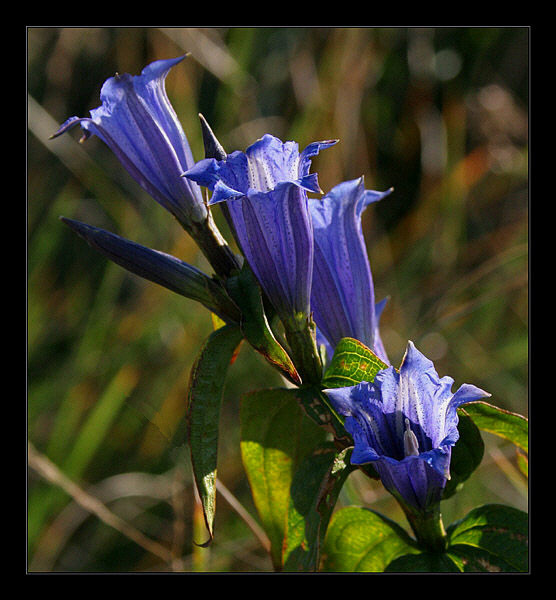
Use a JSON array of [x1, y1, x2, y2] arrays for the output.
[[184, 134, 337, 322], [325, 341, 490, 512], [50, 56, 207, 228], [309, 178, 391, 364]]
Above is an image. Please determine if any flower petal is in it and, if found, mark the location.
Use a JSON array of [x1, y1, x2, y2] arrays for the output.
[[324, 341, 490, 513], [298, 139, 339, 192], [185, 134, 335, 322], [309, 178, 391, 360], [232, 182, 314, 318], [51, 57, 206, 227], [375, 454, 448, 511]]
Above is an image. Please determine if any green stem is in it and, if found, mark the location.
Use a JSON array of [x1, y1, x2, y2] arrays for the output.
[[283, 315, 322, 386], [183, 210, 242, 280], [401, 502, 447, 553]]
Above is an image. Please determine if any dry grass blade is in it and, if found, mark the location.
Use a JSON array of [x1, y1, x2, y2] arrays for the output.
[[216, 478, 271, 554], [27, 441, 175, 567]]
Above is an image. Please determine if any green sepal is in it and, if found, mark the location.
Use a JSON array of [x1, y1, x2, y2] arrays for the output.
[[226, 264, 301, 385], [294, 386, 346, 438], [186, 324, 243, 546]]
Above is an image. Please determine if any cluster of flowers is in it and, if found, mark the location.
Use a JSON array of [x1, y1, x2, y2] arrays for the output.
[[52, 56, 489, 519]]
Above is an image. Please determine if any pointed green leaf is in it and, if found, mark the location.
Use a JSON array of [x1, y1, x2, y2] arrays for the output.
[[322, 506, 417, 572], [447, 504, 529, 572], [186, 324, 243, 546], [227, 264, 301, 385], [461, 401, 528, 453], [240, 388, 326, 570], [322, 337, 389, 389]]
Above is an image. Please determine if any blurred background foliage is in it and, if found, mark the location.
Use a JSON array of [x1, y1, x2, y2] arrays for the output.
[[27, 27, 528, 572]]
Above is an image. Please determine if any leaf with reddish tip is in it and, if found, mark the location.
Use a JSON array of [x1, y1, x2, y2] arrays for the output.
[[227, 264, 301, 385]]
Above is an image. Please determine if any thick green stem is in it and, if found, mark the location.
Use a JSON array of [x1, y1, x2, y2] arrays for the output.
[[283, 315, 322, 386], [401, 502, 447, 553], [183, 210, 242, 280]]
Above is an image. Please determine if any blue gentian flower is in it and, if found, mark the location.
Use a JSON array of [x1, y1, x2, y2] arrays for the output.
[[184, 134, 337, 323], [325, 341, 490, 513], [50, 56, 207, 228], [309, 178, 391, 364]]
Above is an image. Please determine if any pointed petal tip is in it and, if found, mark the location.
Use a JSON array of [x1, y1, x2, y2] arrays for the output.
[[320, 138, 340, 149], [59, 215, 73, 226], [48, 126, 67, 140], [59, 216, 87, 234], [59, 217, 96, 244]]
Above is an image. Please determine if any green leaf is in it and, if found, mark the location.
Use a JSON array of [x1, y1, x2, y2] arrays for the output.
[[443, 412, 484, 500], [282, 445, 354, 572], [240, 388, 326, 570], [447, 504, 529, 572], [461, 401, 528, 453], [226, 264, 301, 385], [516, 449, 528, 478], [447, 544, 523, 572], [385, 552, 461, 572], [384, 504, 529, 573], [186, 324, 243, 546], [321, 506, 417, 572], [322, 337, 389, 389]]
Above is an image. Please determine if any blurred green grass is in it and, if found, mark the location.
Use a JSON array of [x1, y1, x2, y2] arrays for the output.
[[27, 27, 528, 572]]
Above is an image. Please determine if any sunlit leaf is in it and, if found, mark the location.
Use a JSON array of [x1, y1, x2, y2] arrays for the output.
[[322, 337, 389, 389], [322, 506, 417, 572], [461, 401, 528, 452], [240, 388, 326, 570]]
